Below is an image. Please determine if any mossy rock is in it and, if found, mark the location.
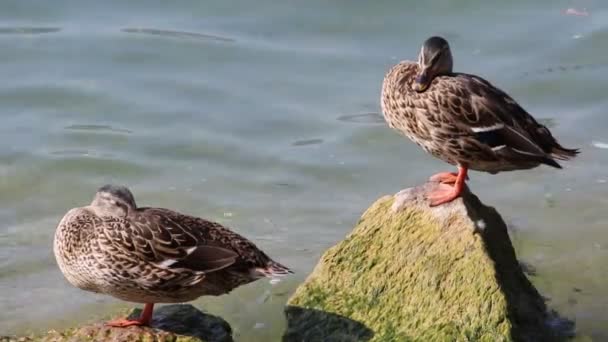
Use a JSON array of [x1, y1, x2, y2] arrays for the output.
[[2, 304, 232, 342], [284, 182, 569, 342]]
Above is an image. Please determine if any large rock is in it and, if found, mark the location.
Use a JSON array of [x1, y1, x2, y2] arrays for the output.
[[284, 182, 567, 342], [3, 304, 232, 342]]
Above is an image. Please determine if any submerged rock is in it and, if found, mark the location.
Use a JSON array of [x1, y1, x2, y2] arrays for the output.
[[4, 304, 232, 342], [284, 182, 567, 342]]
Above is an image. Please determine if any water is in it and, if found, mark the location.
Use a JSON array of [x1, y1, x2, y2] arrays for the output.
[[1, 0, 607, 340]]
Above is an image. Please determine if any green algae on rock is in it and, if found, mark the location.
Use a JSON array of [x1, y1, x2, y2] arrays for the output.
[[284, 182, 561, 342], [1, 304, 232, 342]]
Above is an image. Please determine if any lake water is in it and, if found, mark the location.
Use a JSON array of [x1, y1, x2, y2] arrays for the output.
[[1, 0, 607, 340]]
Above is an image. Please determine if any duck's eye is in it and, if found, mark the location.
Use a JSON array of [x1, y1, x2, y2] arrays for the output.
[[113, 200, 129, 214]]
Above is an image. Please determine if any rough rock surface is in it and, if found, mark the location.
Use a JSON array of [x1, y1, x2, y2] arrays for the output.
[[284, 182, 564, 342], [3, 304, 232, 342]]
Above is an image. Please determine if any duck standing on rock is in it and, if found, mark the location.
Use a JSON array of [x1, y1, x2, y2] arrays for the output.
[[54, 184, 292, 327], [381, 36, 579, 206]]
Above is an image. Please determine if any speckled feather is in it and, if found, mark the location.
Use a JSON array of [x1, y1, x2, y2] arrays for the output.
[[381, 61, 579, 173], [54, 186, 291, 304]]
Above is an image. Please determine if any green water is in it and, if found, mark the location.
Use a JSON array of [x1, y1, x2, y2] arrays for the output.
[[0, 0, 607, 340]]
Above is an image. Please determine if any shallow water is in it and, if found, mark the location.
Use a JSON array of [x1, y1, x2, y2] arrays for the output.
[[1, 0, 607, 340]]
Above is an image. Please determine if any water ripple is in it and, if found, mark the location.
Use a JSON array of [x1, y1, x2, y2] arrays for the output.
[[537, 118, 556, 128], [337, 112, 384, 124], [0, 27, 61, 35], [291, 138, 324, 146], [521, 63, 608, 77], [49, 149, 96, 157], [121, 28, 234, 43], [64, 124, 132, 134]]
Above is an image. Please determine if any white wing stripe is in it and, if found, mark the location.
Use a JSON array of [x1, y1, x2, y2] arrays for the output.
[[471, 123, 504, 133], [155, 258, 178, 268], [512, 147, 542, 157]]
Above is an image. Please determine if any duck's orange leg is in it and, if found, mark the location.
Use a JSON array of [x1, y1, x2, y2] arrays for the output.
[[429, 169, 469, 184], [427, 166, 468, 206], [106, 303, 154, 327]]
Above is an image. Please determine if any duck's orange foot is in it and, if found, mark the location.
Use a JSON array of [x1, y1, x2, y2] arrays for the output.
[[427, 183, 462, 206], [105, 318, 147, 327], [105, 303, 154, 328], [427, 166, 469, 206]]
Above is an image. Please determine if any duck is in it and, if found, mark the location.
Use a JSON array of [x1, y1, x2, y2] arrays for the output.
[[381, 36, 579, 206], [53, 184, 292, 327]]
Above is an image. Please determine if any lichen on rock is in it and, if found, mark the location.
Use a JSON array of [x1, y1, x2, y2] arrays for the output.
[[284, 182, 564, 342], [2, 304, 232, 342]]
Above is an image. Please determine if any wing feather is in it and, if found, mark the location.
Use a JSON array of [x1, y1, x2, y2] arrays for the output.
[[103, 208, 240, 274], [431, 73, 572, 166]]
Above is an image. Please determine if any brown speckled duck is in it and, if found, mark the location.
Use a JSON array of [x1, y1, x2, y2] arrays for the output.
[[54, 184, 291, 327], [381, 36, 579, 206]]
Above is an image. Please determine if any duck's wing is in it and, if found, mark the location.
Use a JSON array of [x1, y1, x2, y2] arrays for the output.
[[143, 208, 291, 277], [432, 74, 578, 166], [102, 208, 239, 274]]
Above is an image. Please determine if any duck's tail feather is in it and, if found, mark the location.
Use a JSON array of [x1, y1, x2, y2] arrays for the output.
[[532, 123, 579, 162], [551, 146, 580, 161], [540, 155, 562, 169], [253, 261, 293, 278]]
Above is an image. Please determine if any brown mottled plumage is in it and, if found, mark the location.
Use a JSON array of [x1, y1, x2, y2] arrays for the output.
[[54, 184, 291, 326], [381, 36, 578, 205]]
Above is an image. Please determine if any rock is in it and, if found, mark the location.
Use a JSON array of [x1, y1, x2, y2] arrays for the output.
[[284, 182, 570, 342], [3, 304, 232, 342]]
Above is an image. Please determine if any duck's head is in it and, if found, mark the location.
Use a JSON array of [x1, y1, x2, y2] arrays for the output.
[[413, 36, 453, 92], [91, 184, 137, 216]]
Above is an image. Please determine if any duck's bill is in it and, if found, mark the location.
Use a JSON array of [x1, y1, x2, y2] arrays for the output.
[[413, 74, 429, 92]]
